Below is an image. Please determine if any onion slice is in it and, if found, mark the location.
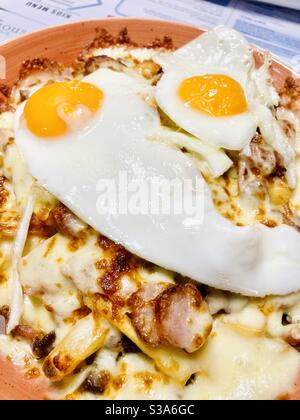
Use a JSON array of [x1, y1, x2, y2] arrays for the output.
[[7, 195, 34, 333]]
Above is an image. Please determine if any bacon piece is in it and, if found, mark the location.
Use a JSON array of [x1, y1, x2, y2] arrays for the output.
[[238, 135, 277, 197], [130, 283, 212, 353], [128, 282, 168, 307], [129, 282, 170, 346], [238, 156, 265, 197], [156, 284, 213, 353], [250, 135, 277, 177], [131, 302, 161, 346]]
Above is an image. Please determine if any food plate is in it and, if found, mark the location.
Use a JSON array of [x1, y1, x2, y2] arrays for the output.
[[0, 18, 299, 401]]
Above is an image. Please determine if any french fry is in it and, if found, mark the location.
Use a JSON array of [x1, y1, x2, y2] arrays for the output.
[[92, 295, 206, 384], [43, 313, 110, 382]]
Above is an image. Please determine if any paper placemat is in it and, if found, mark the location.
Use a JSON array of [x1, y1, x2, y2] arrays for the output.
[[0, 0, 300, 71]]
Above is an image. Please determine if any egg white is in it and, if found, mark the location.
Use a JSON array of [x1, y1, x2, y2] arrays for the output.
[[155, 26, 258, 151], [15, 67, 300, 297]]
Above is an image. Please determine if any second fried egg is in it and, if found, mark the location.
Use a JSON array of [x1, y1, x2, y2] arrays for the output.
[[155, 26, 258, 151]]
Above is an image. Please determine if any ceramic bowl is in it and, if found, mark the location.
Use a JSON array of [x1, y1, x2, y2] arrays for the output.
[[0, 18, 299, 400]]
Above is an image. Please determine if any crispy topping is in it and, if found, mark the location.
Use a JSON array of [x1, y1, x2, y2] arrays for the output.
[[97, 235, 138, 296], [11, 324, 41, 341], [0, 315, 6, 335], [238, 156, 266, 198], [81, 371, 111, 395], [0, 176, 9, 208], [0, 211, 20, 237], [121, 335, 140, 354], [19, 58, 66, 81], [29, 213, 57, 238], [80, 55, 126, 76], [86, 28, 137, 53], [0, 305, 9, 321], [0, 306, 8, 334], [131, 302, 161, 346], [53, 354, 73, 374], [42, 358, 58, 379], [135, 60, 162, 80], [65, 306, 92, 324], [48, 203, 88, 238], [146, 36, 174, 50], [0, 84, 11, 113], [116, 27, 132, 45], [280, 77, 300, 110], [32, 331, 56, 359], [0, 84, 11, 98], [82, 27, 173, 56]]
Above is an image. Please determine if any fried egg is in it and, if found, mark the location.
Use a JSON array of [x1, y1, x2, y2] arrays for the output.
[[24, 80, 104, 138], [15, 66, 300, 297], [155, 26, 258, 151]]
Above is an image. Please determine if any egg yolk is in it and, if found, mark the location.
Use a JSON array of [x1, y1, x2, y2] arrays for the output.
[[178, 74, 248, 117], [24, 80, 104, 138]]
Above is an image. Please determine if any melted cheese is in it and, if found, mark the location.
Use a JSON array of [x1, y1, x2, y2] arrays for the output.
[[3, 144, 34, 209], [0, 43, 300, 402], [0, 335, 37, 369], [185, 320, 300, 400], [19, 234, 82, 319], [22, 296, 56, 334], [66, 320, 300, 400]]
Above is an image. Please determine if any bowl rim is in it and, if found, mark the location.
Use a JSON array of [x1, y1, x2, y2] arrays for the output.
[[0, 16, 200, 47]]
